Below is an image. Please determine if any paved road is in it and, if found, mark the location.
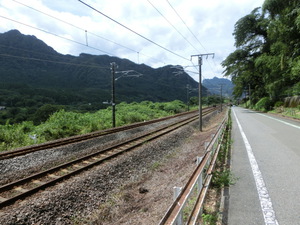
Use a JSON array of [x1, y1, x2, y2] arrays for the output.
[[228, 107, 300, 225]]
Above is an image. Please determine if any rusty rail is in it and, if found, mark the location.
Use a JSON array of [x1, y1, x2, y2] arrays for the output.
[[0, 107, 218, 209], [0, 109, 200, 160]]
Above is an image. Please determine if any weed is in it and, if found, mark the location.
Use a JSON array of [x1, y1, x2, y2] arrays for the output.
[[202, 213, 218, 225], [150, 161, 161, 170], [211, 169, 237, 188]]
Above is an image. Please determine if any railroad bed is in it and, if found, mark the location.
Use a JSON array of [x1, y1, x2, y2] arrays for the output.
[[0, 108, 215, 207], [0, 107, 222, 224]]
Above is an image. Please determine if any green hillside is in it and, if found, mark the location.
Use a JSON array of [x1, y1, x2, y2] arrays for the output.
[[0, 30, 201, 124]]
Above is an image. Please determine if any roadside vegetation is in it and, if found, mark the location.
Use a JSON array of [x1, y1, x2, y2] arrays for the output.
[[239, 95, 300, 119], [222, 0, 300, 116], [202, 109, 234, 225]]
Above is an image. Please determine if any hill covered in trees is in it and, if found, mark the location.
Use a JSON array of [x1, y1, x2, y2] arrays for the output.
[[222, 0, 300, 109], [203, 77, 233, 97], [0, 30, 200, 124]]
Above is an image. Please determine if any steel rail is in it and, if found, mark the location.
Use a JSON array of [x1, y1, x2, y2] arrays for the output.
[[0, 107, 218, 208], [0, 109, 206, 160]]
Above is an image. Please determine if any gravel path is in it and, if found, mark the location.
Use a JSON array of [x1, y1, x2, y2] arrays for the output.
[[0, 110, 225, 224]]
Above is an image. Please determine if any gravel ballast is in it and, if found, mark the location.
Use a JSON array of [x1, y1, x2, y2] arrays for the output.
[[0, 110, 226, 224]]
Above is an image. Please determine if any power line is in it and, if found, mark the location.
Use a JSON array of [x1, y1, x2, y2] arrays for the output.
[[78, 0, 190, 61], [0, 15, 113, 56], [166, 0, 208, 53], [0, 44, 108, 68], [165, 0, 221, 78], [0, 53, 110, 69], [146, 0, 200, 53], [10, 0, 166, 65]]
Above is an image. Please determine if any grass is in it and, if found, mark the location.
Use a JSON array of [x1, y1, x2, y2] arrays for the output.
[[270, 107, 300, 119], [202, 213, 218, 225]]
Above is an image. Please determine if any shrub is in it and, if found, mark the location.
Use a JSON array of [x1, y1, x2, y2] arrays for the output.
[[274, 101, 283, 108], [254, 97, 272, 112]]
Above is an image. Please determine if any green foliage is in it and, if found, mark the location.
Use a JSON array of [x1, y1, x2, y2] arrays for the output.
[[202, 213, 217, 225], [0, 30, 199, 126], [223, 1, 300, 105], [274, 101, 283, 107], [211, 169, 236, 188], [0, 101, 186, 152], [203, 95, 223, 106], [33, 104, 64, 125], [254, 97, 272, 111]]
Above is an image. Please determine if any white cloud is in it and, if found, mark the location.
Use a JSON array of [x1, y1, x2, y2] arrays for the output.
[[0, 0, 265, 81]]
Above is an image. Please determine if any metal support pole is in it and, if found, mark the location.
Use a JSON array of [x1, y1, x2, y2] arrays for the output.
[[191, 53, 215, 131], [111, 62, 116, 128], [220, 84, 223, 112], [187, 84, 190, 112], [198, 57, 203, 131]]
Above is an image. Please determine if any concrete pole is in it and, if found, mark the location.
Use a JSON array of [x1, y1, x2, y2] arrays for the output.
[[111, 62, 116, 128]]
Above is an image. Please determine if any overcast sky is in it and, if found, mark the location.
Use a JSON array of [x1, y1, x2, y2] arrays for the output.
[[0, 0, 265, 81]]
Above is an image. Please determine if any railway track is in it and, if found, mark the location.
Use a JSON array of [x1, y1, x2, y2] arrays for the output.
[[0, 107, 218, 209], [0, 109, 202, 160]]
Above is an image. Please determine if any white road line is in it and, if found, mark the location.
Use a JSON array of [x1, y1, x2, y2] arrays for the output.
[[258, 113, 300, 130], [232, 109, 279, 225]]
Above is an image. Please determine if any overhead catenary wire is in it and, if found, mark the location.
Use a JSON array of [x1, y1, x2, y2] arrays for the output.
[[78, 0, 190, 62], [1, 1, 210, 80], [0, 15, 114, 56], [9, 0, 166, 65], [0, 44, 109, 68], [0, 53, 110, 69], [146, 0, 200, 53], [164, 0, 221, 78], [166, 0, 208, 53]]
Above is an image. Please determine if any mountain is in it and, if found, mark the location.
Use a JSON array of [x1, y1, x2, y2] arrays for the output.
[[0, 30, 201, 109], [203, 77, 233, 97]]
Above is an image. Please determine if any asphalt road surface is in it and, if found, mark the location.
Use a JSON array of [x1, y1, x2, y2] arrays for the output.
[[228, 107, 300, 225]]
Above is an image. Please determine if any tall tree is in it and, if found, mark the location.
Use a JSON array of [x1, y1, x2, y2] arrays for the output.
[[223, 0, 300, 103], [222, 8, 268, 102]]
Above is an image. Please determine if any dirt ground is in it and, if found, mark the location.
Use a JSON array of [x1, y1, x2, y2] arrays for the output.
[[86, 110, 227, 225]]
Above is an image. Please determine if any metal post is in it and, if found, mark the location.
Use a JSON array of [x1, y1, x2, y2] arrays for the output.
[[196, 156, 203, 193], [173, 187, 183, 225], [111, 62, 116, 128], [187, 84, 190, 111], [198, 56, 203, 131], [191, 53, 215, 132], [220, 84, 223, 112]]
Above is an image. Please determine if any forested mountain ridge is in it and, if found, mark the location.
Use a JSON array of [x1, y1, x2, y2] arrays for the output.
[[0, 30, 200, 123], [222, 0, 300, 107], [203, 77, 233, 97]]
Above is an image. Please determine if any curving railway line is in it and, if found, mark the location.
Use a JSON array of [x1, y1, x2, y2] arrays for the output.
[[0, 106, 218, 209]]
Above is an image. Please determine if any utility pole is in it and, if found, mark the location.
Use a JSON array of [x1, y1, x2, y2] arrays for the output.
[[191, 53, 214, 131], [220, 84, 223, 112], [106, 63, 142, 128], [186, 84, 190, 111], [111, 62, 116, 127]]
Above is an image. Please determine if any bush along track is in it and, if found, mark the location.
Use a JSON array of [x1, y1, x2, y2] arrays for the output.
[[201, 109, 235, 225]]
